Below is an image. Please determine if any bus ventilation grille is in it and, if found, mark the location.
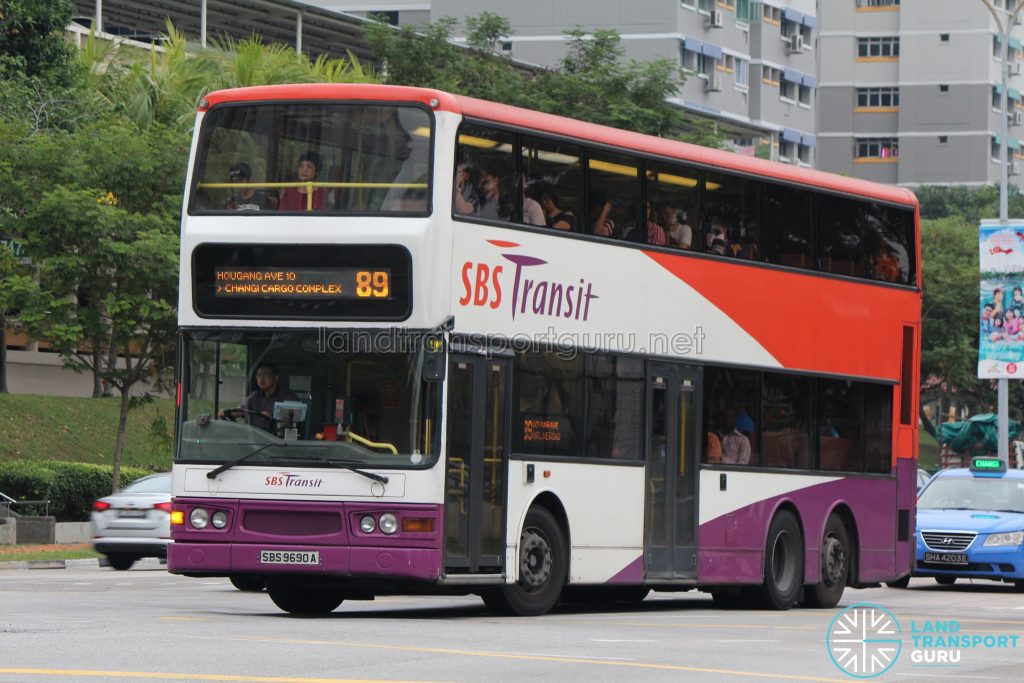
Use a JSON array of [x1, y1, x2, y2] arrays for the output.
[[897, 509, 910, 542]]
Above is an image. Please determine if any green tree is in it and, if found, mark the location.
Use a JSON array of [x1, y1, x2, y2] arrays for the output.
[[19, 186, 179, 490], [919, 216, 988, 435], [0, 0, 75, 84]]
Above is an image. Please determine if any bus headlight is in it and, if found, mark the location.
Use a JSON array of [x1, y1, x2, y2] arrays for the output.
[[360, 515, 376, 534], [984, 531, 1024, 546], [211, 511, 228, 529], [190, 508, 209, 529], [379, 513, 398, 535]]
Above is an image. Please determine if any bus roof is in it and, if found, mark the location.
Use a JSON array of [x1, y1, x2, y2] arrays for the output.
[[200, 83, 919, 210]]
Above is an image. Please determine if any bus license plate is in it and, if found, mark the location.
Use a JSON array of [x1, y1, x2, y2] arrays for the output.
[[259, 550, 320, 565], [924, 552, 968, 565]]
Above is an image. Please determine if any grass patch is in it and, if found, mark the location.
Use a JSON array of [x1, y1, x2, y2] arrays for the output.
[[0, 543, 101, 563], [0, 394, 174, 470], [920, 429, 940, 472]]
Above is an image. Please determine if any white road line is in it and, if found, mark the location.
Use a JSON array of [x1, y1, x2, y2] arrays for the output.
[[590, 639, 657, 643]]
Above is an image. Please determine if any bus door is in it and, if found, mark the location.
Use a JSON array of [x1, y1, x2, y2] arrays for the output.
[[644, 363, 700, 580], [444, 354, 510, 575]]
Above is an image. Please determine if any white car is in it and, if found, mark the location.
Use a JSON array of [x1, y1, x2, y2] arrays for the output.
[[91, 473, 172, 570]]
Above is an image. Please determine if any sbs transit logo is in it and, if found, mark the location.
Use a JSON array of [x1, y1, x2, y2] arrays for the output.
[[458, 239, 599, 322], [826, 603, 902, 678]]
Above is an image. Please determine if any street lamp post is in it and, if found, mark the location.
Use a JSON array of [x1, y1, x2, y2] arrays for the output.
[[980, 0, 1024, 464]]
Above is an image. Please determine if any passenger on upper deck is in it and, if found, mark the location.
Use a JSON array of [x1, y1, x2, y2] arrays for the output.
[[278, 151, 326, 212], [522, 175, 547, 227], [225, 162, 270, 211], [590, 191, 615, 237], [645, 201, 667, 246], [540, 186, 575, 231], [662, 205, 692, 249]]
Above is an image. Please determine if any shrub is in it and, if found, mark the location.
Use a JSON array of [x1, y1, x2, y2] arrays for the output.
[[0, 461, 154, 521]]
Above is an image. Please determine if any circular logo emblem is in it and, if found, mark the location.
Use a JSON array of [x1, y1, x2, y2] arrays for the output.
[[1008, 363, 1018, 375], [826, 603, 902, 678]]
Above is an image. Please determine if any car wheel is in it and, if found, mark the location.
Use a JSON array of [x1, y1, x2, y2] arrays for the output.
[[803, 514, 850, 608], [935, 576, 956, 586], [266, 579, 344, 615], [885, 575, 911, 589], [481, 507, 567, 616], [1014, 581, 1024, 593], [751, 510, 804, 610], [229, 575, 266, 592], [106, 554, 136, 571]]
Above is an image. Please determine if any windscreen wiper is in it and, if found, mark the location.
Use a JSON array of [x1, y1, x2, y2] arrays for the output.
[[206, 443, 275, 479], [321, 458, 389, 484]]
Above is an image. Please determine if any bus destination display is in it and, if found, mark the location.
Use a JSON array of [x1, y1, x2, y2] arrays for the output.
[[215, 267, 390, 300]]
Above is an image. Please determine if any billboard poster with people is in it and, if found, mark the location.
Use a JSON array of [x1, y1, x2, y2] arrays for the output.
[[979, 220, 1024, 378]]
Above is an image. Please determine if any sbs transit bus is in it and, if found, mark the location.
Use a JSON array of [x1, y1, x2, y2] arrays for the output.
[[169, 83, 920, 616]]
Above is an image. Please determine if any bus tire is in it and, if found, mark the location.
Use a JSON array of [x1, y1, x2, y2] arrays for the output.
[[803, 514, 849, 609], [482, 507, 566, 616], [752, 510, 804, 610], [266, 579, 344, 615], [229, 575, 266, 592]]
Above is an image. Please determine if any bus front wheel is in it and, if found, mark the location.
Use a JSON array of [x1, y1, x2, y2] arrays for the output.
[[803, 514, 850, 609], [482, 507, 567, 616], [753, 510, 804, 610], [266, 579, 344, 615]]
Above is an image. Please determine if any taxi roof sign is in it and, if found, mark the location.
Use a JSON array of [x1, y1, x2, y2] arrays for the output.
[[971, 456, 1007, 472]]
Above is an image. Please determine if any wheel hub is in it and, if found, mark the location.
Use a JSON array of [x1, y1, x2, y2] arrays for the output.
[[520, 528, 552, 589], [823, 536, 846, 586]]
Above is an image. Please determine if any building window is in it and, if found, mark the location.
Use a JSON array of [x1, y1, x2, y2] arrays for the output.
[[719, 53, 736, 73], [762, 4, 781, 25], [856, 0, 900, 6], [780, 79, 797, 101], [736, 0, 754, 22], [798, 84, 812, 106], [681, 0, 698, 8], [762, 66, 781, 86], [940, 33, 950, 42], [857, 37, 900, 58], [735, 58, 748, 88], [939, 84, 950, 94], [939, 136, 948, 144], [856, 137, 899, 159], [856, 87, 899, 108]]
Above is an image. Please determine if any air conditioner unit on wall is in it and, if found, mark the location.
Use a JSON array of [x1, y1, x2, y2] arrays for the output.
[[1013, 110, 1023, 127], [706, 9, 724, 28], [1014, 61, 1023, 76], [704, 73, 722, 92], [1011, 161, 1021, 176], [787, 34, 805, 54]]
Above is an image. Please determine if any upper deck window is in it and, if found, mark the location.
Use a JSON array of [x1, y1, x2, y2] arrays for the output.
[[190, 103, 432, 215]]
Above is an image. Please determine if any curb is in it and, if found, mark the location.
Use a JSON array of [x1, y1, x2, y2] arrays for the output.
[[0, 557, 165, 571]]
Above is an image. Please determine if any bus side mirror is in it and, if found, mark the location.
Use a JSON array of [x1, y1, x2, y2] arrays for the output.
[[422, 336, 446, 382]]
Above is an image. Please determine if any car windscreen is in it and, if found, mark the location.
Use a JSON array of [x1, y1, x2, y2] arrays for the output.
[[122, 474, 171, 494], [918, 475, 1024, 513]]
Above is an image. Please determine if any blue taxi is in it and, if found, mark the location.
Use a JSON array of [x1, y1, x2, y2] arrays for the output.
[[912, 457, 1024, 591]]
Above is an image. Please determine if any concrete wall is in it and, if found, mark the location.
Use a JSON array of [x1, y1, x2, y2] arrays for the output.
[[55, 522, 91, 544], [0, 518, 15, 545], [15, 517, 55, 545]]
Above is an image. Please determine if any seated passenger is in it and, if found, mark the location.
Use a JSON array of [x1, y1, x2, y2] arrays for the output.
[[278, 151, 326, 212], [707, 219, 729, 255], [590, 191, 615, 237], [225, 162, 269, 211], [522, 175, 547, 227], [454, 162, 479, 215], [872, 244, 901, 283], [720, 408, 751, 465], [662, 205, 692, 249], [645, 201, 667, 246], [476, 167, 503, 220], [540, 187, 575, 231]]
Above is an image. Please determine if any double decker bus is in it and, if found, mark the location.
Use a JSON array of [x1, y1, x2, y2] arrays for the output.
[[169, 83, 920, 616]]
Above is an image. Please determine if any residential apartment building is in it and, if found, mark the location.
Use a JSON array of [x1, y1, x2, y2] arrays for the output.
[[819, 0, 1024, 187]]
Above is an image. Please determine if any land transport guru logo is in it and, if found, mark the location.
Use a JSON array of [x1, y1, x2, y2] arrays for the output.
[[459, 239, 599, 322], [826, 602, 1021, 678]]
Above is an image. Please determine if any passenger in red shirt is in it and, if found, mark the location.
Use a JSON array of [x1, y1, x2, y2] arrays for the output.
[[278, 151, 326, 212]]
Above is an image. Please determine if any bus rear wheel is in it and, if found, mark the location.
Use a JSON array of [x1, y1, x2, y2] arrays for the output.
[[803, 514, 849, 609], [266, 579, 344, 615], [752, 510, 804, 610], [230, 575, 266, 592], [482, 507, 566, 616]]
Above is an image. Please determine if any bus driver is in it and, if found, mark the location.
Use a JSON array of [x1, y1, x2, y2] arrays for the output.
[[219, 364, 298, 432]]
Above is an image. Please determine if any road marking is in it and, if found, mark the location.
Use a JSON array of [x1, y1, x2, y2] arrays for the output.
[[213, 635, 852, 682], [717, 640, 778, 643], [0, 670, 433, 683], [159, 616, 207, 621], [590, 639, 656, 643]]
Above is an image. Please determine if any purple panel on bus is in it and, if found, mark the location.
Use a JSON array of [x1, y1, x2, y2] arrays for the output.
[[697, 474, 899, 585]]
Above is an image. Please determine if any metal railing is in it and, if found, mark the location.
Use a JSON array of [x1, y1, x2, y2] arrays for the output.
[[0, 490, 50, 518]]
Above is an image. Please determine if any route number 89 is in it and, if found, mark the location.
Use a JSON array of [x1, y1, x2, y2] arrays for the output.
[[356, 271, 389, 298]]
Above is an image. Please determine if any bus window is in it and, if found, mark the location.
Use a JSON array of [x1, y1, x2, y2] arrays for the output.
[[587, 149, 642, 242], [762, 374, 813, 469], [866, 204, 914, 285], [455, 124, 516, 222], [646, 161, 700, 250], [513, 351, 583, 456], [764, 184, 814, 268], [704, 172, 761, 260], [818, 195, 866, 277], [191, 103, 431, 215], [817, 379, 863, 472], [864, 383, 894, 473], [522, 135, 583, 232], [703, 368, 760, 466], [586, 355, 643, 460]]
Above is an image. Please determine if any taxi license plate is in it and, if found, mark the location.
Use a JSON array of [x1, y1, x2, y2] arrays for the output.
[[924, 552, 968, 565], [259, 550, 320, 565]]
